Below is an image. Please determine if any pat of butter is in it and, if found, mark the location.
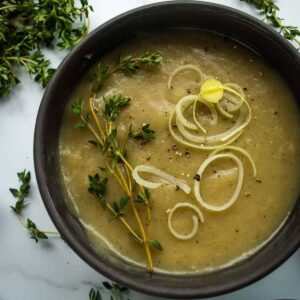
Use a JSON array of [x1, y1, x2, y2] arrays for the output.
[[199, 78, 224, 103]]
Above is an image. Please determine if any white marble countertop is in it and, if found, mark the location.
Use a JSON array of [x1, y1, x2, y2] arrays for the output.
[[0, 0, 299, 299]]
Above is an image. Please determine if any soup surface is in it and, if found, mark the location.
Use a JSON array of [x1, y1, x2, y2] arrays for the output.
[[59, 31, 300, 272]]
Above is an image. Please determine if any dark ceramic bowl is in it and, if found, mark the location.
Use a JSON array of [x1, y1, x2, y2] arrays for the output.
[[34, 1, 300, 299]]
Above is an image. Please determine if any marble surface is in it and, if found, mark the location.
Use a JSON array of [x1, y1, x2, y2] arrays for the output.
[[0, 0, 299, 299]]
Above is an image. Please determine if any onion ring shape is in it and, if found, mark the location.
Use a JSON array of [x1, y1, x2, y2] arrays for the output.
[[169, 108, 244, 150], [168, 64, 205, 90], [167, 202, 204, 240], [175, 95, 199, 131], [176, 99, 251, 143], [194, 153, 244, 212], [217, 83, 245, 118], [210, 146, 257, 177], [132, 165, 191, 194]]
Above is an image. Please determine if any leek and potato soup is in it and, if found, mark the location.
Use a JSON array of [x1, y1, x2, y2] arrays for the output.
[[59, 31, 300, 273]]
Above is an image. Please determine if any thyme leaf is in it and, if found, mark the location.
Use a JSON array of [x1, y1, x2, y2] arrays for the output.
[[27, 218, 48, 243], [88, 173, 108, 209], [102, 94, 131, 122], [89, 288, 102, 300], [149, 239, 163, 251], [241, 0, 300, 50], [0, 0, 93, 97], [128, 124, 156, 140], [9, 170, 59, 241], [9, 169, 31, 215], [90, 51, 162, 94]]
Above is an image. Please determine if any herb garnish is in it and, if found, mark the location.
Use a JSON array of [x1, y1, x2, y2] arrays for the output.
[[9, 170, 59, 242], [0, 0, 93, 98], [9, 170, 31, 214], [128, 124, 156, 140], [91, 52, 162, 94], [89, 288, 102, 300], [241, 0, 300, 49], [89, 282, 129, 300], [102, 95, 131, 122], [72, 52, 163, 272]]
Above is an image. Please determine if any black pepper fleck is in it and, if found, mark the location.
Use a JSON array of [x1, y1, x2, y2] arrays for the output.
[[175, 185, 180, 191], [243, 87, 248, 91], [146, 156, 151, 161], [193, 174, 201, 181], [172, 144, 178, 151], [256, 179, 262, 184], [184, 151, 190, 158]]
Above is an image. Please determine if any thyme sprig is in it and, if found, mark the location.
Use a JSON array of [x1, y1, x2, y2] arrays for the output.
[[128, 123, 156, 140], [72, 95, 160, 272], [91, 51, 162, 94], [73, 51, 163, 272], [0, 0, 93, 97], [9, 170, 59, 242], [241, 0, 300, 49], [89, 282, 129, 300]]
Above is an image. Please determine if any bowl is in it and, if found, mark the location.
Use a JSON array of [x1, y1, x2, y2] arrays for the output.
[[34, 1, 300, 298]]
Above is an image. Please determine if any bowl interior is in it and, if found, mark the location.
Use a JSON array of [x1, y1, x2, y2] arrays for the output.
[[34, 1, 300, 299]]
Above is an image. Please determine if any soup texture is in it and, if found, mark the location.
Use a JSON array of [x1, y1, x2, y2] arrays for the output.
[[59, 31, 300, 273]]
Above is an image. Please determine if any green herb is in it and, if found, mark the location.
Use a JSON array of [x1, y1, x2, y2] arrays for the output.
[[89, 288, 102, 300], [241, 0, 300, 49], [88, 173, 108, 209], [27, 218, 48, 243], [110, 195, 129, 220], [91, 51, 162, 94], [9, 170, 31, 215], [9, 170, 59, 241], [89, 282, 129, 300], [73, 52, 163, 272], [0, 0, 93, 98], [135, 188, 150, 204], [119, 51, 162, 75], [102, 95, 131, 122], [128, 124, 156, 140], [103, 282, 127, 300], [149, 239, 163, 251]]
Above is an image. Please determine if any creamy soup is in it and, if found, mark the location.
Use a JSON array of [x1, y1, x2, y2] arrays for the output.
[[59, 31, 300, 273]]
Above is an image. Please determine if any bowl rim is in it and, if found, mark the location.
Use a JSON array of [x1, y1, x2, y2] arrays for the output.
[[34, 1, 300, 298]]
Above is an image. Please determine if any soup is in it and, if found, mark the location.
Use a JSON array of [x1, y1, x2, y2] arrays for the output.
[[59, 31, 300, 273]]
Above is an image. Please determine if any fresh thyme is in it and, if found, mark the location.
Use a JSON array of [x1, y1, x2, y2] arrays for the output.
[[89, 282, 129, 300], [72, 52, 163, 271], [89, 288, 102, 300], [9, 169, 59, 242], [128, 124, 156, 140], [241, 0, 300, 49], [90, 52, 162, 94], [102, 95, 131, 122], [0, 0, 93, 98], [9, 170, 31, 214]]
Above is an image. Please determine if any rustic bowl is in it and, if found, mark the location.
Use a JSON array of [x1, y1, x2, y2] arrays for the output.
[[34, 1, 300, 298]]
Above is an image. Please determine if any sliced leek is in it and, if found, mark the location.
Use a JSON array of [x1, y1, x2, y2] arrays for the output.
[[132, 165, 191, 194], [211, 146, 257, 177], [169, 107, 244, 150], [194, 153, 244, 212], [168, 64, 205, 90], [167, 202, 204, 240], [175, 95, 199, 131]]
